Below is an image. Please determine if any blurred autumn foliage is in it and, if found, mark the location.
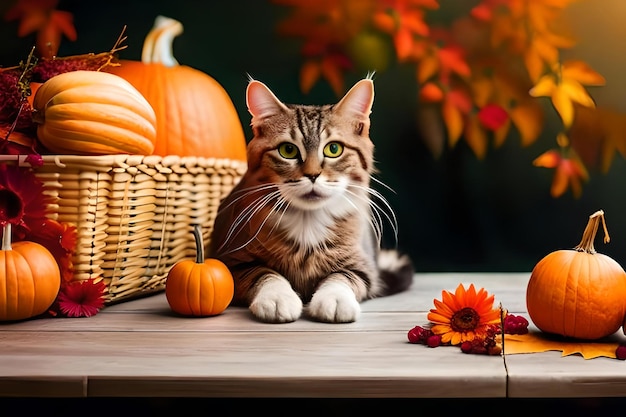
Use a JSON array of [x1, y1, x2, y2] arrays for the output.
[[3, 0, 623, 199], [273, 0, 619, 198]]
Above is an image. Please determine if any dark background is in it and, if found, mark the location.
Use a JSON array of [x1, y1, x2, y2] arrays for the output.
[[2, 0, 626, 273]]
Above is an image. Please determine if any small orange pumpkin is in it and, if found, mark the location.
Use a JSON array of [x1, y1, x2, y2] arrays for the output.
[[165, 225, 234, 316], [526, 210, 626, 340], [107, 16, 247, 160], [0, 223, 61, 321]]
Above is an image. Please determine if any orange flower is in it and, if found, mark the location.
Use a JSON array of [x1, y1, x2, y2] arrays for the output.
[[427, 283, 501, 345]]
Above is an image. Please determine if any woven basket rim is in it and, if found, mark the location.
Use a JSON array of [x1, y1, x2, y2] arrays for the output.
[[0, 154, 248, 169]]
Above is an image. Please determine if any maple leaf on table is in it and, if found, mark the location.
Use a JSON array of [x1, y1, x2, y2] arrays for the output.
[[4, 0, 77, 59], [529, 60, 605, 129]]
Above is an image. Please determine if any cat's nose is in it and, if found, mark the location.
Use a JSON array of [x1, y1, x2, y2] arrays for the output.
[[305, 173, 320, 183]]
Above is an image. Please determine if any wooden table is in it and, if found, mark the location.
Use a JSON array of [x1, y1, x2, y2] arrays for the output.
[[1, 272, 626, 402]]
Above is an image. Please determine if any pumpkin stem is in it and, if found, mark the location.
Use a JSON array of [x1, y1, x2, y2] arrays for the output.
[[1, 223, 12, 251], [192, 224, 205, 264], [142, 15, 183, 67], [574, 210, 610, 254]]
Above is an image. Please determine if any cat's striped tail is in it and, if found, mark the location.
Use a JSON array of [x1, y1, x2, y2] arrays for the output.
[[377, 249, 415, 295]]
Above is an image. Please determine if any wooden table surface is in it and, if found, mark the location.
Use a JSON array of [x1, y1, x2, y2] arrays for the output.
[[1, 272, 626, 399]]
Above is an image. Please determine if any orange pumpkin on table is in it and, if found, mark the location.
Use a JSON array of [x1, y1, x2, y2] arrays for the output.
[[526, 210, 626, 340], [107, 16, 247, 160], [165, 225, 234, 317], [0, 223, 61, 321]]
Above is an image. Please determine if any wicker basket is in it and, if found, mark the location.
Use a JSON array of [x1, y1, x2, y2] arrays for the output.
[[2, 154, 246, 304]]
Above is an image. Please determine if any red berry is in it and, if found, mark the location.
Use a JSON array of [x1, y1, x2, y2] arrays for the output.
[[407, 326, 423, 344], [460, 341, 473, 354], [426, 334, 441, 348], [616, 344, 626, 360], [504, 314, 529, 335]]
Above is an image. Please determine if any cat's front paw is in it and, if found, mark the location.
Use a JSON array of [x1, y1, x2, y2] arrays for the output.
[[249, 276, 303, 323], [307, 280, 360, 323]]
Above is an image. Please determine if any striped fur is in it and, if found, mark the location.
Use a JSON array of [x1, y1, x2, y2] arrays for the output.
[[209, 78, 413, 323]]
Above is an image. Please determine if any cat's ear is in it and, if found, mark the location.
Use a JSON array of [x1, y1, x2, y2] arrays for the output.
[[334, 79, 374, 119], [246, 80, 289, 120]]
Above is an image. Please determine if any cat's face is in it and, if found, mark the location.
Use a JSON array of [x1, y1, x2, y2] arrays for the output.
[[245, 79, 375, 212]]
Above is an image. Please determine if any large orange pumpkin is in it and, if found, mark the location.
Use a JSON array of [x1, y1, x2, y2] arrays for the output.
[[526, 210, 626, 340], [165, 225, 234, 316], [107, 16, 247, 160], [0, 223, 61, 321]]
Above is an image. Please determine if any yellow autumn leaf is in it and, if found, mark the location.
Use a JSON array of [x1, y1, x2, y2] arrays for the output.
[[529, 75, 556, 97], [560, 79, 596, 107], [551, 87, 575, 128], [504, 331, 621, 360]]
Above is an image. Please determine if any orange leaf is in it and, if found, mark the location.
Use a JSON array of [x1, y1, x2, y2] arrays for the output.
[[464, 114, 488, 159], [419, 82, 443, 102], [438, 46, 470, 78], [533, 149, 560, 168], [442, 99, 464, 147], [509, 102, 543, 146], [394, 27, 414, 61], [551, 162, 570, 198], [524, 48, 547, 83], [320, 56, 345, 97], [417, 54, 439, 83], [371, 12, 396, 34], [49, 10, 76, 41], [562, 60, 606, 86], [299, 60, 321, 94]]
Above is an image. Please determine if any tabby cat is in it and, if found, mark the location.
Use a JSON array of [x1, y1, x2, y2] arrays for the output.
[[208, 77, 414, 323]]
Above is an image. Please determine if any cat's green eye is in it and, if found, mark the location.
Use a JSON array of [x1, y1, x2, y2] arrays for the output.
[[278, 142, 299, 159], [323, 142, 344, 158]]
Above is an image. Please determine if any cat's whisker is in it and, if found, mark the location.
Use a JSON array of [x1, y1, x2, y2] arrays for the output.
[[346, 185, 399, 246], [218, 190, 283, 253], [224, 197, 288, 254], [370, 175, 396, 194], [216, 183, 278, 215], [342, 190, 382, 244]]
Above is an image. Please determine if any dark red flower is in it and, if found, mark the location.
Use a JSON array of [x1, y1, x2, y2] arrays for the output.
[[0, 163, 50, 233], [25, 218, 76, 282], [55, 279, 107, 318]]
